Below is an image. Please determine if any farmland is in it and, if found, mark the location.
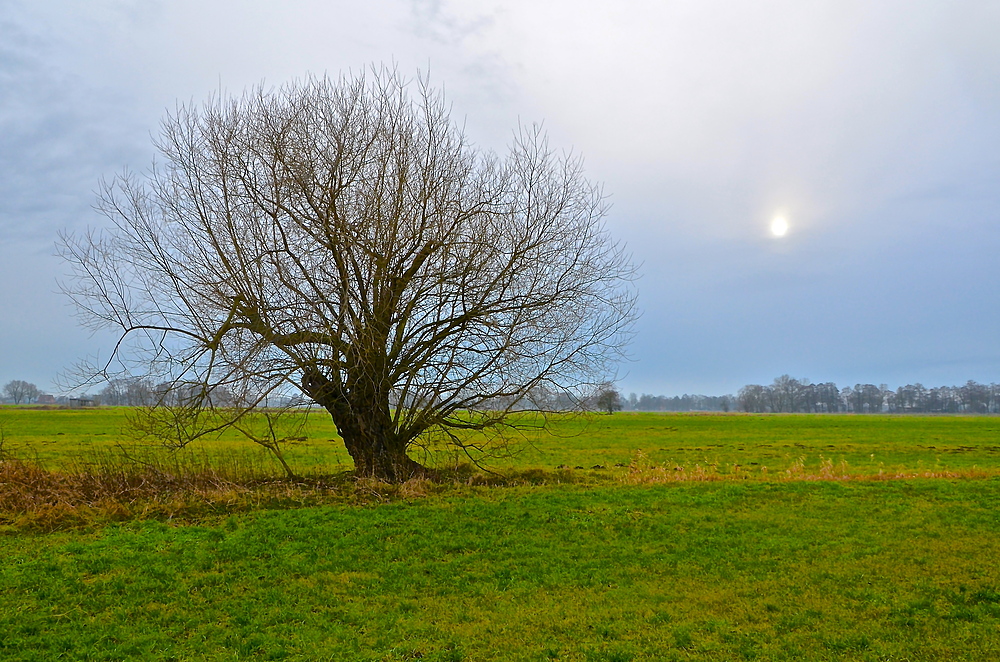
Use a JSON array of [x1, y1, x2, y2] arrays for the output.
[[2, 408, 1000, 660], [4, 407, 1000, 477]]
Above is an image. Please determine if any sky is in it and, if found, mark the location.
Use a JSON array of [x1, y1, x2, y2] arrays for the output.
[[2, 0, 1000, 397]]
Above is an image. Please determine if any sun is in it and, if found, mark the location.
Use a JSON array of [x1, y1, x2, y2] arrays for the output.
[[770, 215, 789, 237]]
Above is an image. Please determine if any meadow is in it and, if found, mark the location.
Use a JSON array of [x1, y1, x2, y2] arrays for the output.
[[2, 408, 1000, 660], [4, 406, 1000, 477]]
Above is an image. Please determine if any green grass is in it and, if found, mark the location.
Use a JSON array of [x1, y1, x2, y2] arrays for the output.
[[3, 408, 1000, 659], [3, 407, 1000, 478], [2, 480, 1000, 660], [510, 412, 1000, 475], [0, 406, 353, 471]]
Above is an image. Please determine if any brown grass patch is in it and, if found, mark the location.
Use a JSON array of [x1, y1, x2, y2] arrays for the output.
[[0, 454, 586, 531], [0, 450, 375, 531], [621, 450, 1000, 485]]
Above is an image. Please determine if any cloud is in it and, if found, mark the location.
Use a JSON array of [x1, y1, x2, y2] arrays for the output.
[[2, 0, 1000, 393], [406, 1, 1000, 233]]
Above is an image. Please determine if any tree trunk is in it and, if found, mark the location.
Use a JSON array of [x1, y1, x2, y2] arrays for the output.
[[301, 368, 431, 482], [337, 418, 430, 482]]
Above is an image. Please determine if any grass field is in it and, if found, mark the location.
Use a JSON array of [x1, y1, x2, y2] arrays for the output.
[[2, 408, 1000, 660], [4, 407, 1000, 477]]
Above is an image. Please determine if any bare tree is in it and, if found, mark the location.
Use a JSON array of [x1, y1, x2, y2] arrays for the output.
[[99, 377, 155, 406], [770, 375, 805, 413], [3, 380, 39, 405], [737, 384, 768, 413], [815, 382, 841, 413], [594, 383, 623, 414], [59, 68, 637, 481]]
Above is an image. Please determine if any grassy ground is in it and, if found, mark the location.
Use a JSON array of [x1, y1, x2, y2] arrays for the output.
[[0, 406, 352, 471], [2, 408, 1000, 659], [2, 479, 1000, 660], [3, 407, 1000, 477]]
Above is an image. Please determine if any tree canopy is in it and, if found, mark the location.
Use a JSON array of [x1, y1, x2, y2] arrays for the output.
[[2, 380, 39, 405], [60, 67, 637, 481]]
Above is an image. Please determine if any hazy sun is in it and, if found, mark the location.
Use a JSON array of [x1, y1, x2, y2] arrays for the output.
[[770, 215, 789, 237]]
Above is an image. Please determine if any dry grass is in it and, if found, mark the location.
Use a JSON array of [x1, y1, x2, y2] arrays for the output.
[[621, 450, 1000, 484], [0, 449, 371, 531], [0, 449, 590, 531], [5, 442, 998, 531]]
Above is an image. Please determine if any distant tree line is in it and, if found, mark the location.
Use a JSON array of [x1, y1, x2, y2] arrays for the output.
[[7, 374, 1000, 415], [2, 380, 40, 404], [735, 375, 1000, 414], [621, 392, 735, 413], [612, 375, 1000, 414], [97, 377, 254, 408]]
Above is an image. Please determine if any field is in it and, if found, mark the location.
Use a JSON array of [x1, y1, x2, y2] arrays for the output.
[[4, 407, 1000, 477], [2, 408, 1000, 660]]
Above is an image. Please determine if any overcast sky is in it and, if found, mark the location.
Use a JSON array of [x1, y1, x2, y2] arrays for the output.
[[2, 0, 999, 396]]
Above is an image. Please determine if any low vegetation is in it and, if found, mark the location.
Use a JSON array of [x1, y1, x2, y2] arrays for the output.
[[2, 408, 1000, 527], [2, 408, 1000, 659], [3, 479, 1000, 660]]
